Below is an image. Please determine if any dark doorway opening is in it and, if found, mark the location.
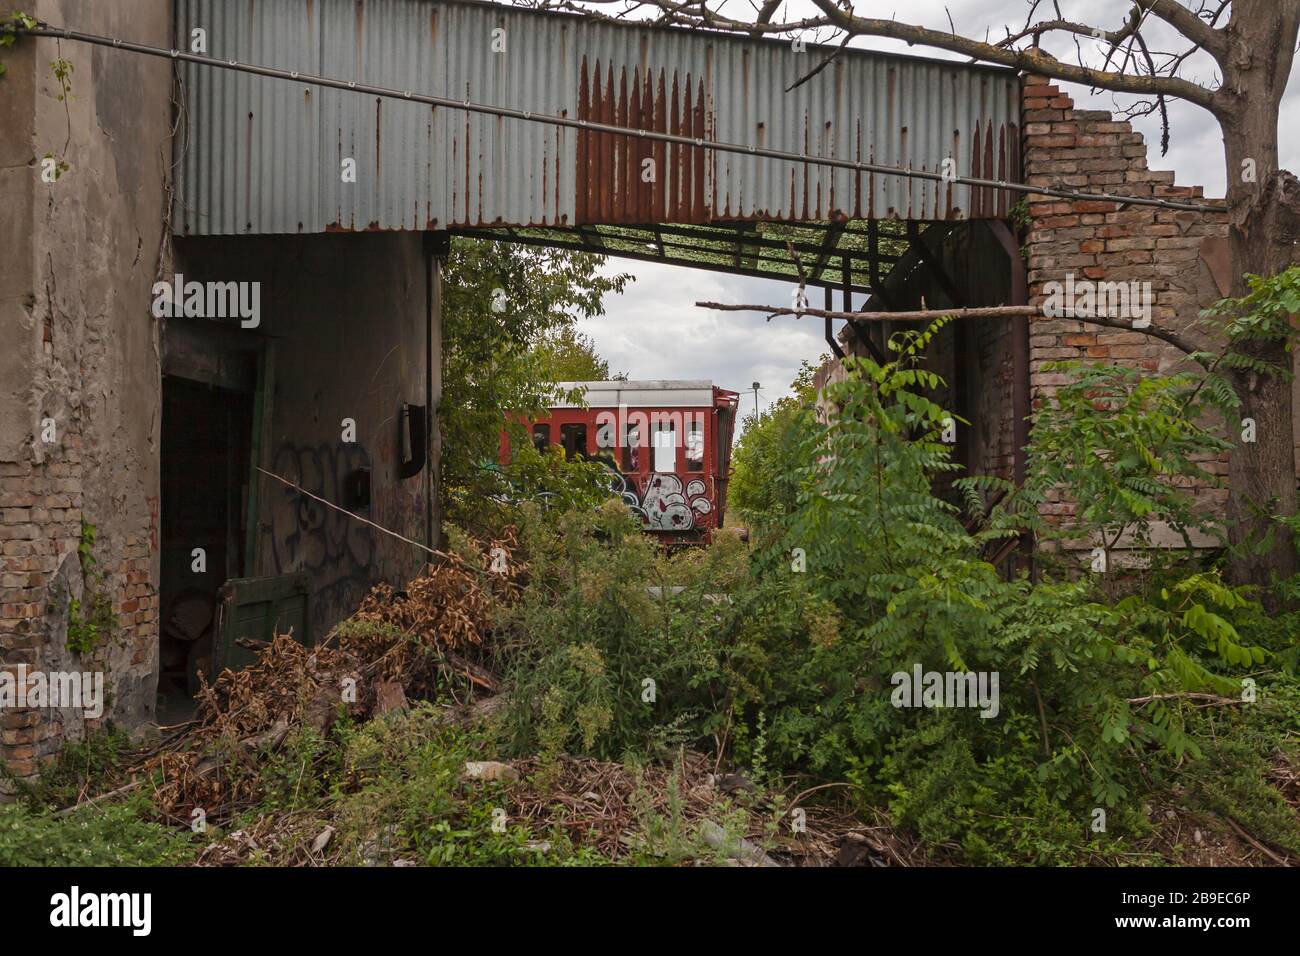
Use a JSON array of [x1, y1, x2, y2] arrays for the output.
[[159, 375, 253, 723]]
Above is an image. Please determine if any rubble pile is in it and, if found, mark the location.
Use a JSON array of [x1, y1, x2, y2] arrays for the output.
[[143, 535, 520, 823]]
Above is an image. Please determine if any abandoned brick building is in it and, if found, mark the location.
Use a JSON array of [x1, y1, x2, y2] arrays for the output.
[[0, 0, 1291, 789]]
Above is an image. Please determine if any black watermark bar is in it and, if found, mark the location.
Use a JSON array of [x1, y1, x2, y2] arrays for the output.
[[2, 865, 1281, 942]]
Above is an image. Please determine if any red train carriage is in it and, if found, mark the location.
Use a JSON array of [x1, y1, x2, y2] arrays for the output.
[[499, 381, 740, 542]]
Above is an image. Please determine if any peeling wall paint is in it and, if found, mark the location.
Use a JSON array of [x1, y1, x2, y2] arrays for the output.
[[0, 0, 174, 788]]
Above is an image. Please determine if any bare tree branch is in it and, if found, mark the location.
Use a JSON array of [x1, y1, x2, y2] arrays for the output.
[[695, 301, 1038, 322], [540, 1, 1227, 115], [997, 7, 1139, 51], [754, 0, 782, 31], [786, 30, 851, 92], [803, 0, 1222, 112], [1069, 314, 1206, 359], [1131, 28, 1172, 153], [694, 300, 1207, 359], [1130, 0, 1229, 62]]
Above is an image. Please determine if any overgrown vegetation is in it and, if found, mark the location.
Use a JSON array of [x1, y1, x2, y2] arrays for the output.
[[65, 519, 116, 655], [727, 357, 821, 535], [9, 258, 1300, 868]]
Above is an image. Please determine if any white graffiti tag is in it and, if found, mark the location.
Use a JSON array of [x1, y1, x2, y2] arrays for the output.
[[642, 474, 711, 531]]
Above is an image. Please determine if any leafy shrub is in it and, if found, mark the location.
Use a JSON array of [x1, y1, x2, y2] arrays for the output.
[[66, 520, 117, 655], [329, 705, 605, 866], [451, 440, 616, 537], [1021, 361, 1230, 567], [9, 727, 135, 810], [729, 358, 823, 536], [726, 321, 1289, 860], [499, 500, 753, 761], [0, 797, 199, 866]]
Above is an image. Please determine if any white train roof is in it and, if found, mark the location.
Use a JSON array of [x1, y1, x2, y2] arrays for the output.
[[552, 381, 723, 409]]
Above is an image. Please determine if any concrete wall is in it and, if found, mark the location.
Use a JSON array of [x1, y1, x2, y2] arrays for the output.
[[173, 233, 438, 638], [0, 0, 173, 789]]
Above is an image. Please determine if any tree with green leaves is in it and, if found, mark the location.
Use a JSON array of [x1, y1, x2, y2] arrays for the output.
[[439, 238, 629, 519], [728, 357, 824, 533], [529, 325, 620, 382]]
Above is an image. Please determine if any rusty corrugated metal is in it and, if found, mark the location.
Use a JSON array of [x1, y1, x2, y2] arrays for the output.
[[174, 0, 1021, 235], [176, 0, 323, 234]]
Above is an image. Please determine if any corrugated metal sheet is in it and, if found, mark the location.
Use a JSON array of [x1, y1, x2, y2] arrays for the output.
[[174, 0, 1021, 235]]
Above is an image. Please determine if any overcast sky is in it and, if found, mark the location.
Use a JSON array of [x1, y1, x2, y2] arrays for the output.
[[570, 0, 1300, 420]]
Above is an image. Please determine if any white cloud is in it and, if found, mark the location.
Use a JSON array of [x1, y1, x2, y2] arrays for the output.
[[578, 262, 829, 413]]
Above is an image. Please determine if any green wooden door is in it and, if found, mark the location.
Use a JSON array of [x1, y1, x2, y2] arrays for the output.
[[212, 572, 313, 673]]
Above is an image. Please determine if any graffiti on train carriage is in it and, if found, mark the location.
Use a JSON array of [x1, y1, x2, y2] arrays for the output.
[[503, 380, 739, 541], [601, 465, 715, 532]]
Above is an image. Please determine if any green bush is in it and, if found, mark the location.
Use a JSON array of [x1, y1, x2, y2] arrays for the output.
[[450, 441, 616, 536], [0, 797, 199, 866], [499, 500, 754, 761], [8, 728, 135, 810], [329, 705, 606, 866], [1021, 361, 1230, 567], [720, 322, 1295, 861], [728, 358, 822, 536]]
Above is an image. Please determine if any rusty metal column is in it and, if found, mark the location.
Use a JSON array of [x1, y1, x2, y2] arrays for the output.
[[988, 219, 1032, 573], [997, 223, 1030, 486]]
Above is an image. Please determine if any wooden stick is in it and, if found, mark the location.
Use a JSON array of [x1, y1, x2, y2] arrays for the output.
[[696, 300, 1202, 357], [695, 301, 1039, 321], [54, 779, 142, 816], [1224, 816, 1293, 866]]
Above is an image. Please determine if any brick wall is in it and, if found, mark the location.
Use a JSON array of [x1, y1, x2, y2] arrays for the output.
[[0, 433, 157, 788], [1021, 74, 1233, 542], [0, 454, 82, 779]]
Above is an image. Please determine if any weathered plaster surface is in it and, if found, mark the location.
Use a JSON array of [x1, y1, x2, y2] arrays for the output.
[[1, 0, 171, 787]]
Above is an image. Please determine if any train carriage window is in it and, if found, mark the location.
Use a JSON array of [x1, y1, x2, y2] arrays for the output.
[[532, 423, 551, 451], [560, 423, 588, 460], [653, 422, 676, 473], [686, 420, 704, 472], [622, 423, 640, 472]]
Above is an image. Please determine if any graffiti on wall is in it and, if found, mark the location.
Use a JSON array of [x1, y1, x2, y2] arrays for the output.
[[602, 464, 714, 532], [268, 441, 376, 634]]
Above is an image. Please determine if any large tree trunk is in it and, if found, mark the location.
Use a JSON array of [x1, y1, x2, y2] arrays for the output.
[[1219, 1, 1300, 591]]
